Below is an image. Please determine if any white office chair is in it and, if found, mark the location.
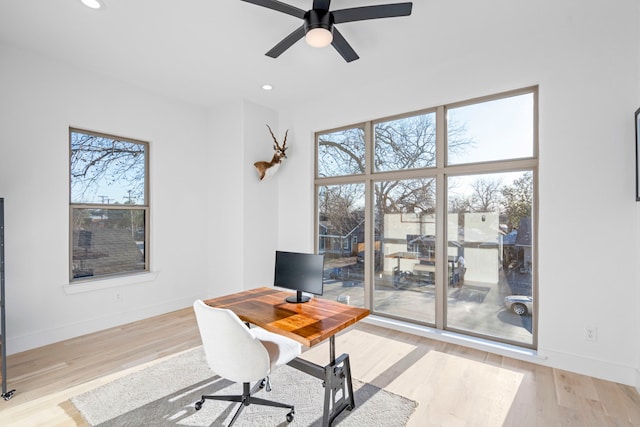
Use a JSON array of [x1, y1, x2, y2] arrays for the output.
[[192, 300, 301, 426]]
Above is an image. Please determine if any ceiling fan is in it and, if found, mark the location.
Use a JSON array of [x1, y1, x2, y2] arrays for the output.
[[241, 0, 413, 62]]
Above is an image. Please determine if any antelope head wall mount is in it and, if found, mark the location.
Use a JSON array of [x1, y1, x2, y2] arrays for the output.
[[254, 125, 288, 181]]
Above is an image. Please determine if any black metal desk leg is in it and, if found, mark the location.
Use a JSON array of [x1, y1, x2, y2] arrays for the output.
[[288, 336, 356, 426], [288, 352, 356, 427], [329, 335, 335, 363], [322, 353, 355, 427]]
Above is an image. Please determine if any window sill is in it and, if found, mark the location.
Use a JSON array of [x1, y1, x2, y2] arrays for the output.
[[363, 315, 545, 363], [63, 271, 158, 294]]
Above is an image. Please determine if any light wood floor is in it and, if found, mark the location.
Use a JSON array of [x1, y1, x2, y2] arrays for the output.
[[1, 308, 639, 427]]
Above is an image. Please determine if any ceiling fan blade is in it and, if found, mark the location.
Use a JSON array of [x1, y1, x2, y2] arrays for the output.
[[241, 0, 306, 19], [312, 0, 331, 11], [332, 3, 413, 24], [265, 25, 306, 58], [331, 28, 359, 63]]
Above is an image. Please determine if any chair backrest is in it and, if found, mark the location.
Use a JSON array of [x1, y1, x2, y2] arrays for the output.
[[193, 300, 271, 383]]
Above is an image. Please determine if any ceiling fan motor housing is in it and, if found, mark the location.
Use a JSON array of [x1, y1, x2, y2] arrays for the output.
[[242, 0, 413, 62], [304, 9, 334, 33]]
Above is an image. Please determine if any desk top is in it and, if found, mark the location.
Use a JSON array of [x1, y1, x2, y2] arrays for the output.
[[203, 287, 370, 347]]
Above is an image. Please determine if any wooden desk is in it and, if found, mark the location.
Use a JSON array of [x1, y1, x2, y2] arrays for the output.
[[204, 287, 370, 426], [203, 287, 369, 347]]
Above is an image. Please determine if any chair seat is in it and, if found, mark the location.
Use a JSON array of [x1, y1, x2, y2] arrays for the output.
[[252, 327, 302, 372]]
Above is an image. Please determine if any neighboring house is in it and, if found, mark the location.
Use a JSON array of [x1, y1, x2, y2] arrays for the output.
[[319, 219, 365, 257], [515, 217, 533, 274], [72, 229, 144, 278]]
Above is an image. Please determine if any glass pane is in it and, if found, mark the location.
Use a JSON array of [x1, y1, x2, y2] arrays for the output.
[[374, 178, 436, 324], [317, 127, 365, 177], [317, 184, 365, 307], [447, 92, 534, 165], [374, 112, 436, 172], [72, 208, 146, 279], [70, 130, 147, 205], [447, 171, 534, 346]]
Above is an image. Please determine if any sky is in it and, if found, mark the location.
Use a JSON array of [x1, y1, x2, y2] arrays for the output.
[[447, 92, 534, 165]]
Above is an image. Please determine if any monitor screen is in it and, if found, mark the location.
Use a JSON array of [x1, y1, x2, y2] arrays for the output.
[[274, 251, 325, 303]]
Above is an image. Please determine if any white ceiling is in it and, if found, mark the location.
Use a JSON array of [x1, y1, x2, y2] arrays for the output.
[[0, 0, 430, 111]]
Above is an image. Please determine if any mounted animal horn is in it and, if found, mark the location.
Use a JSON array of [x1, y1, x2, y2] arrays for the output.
[[253, 125, 288, 181]]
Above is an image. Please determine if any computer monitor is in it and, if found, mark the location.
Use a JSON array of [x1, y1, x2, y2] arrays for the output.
[[274, 250, 325, 303]]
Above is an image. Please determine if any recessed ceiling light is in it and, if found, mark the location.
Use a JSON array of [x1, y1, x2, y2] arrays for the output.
[[81, 0, 105, 10], [262, 84, 273, 91]]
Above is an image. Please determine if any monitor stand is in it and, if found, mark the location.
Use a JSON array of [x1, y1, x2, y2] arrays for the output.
[[286, 290, 311, 303]]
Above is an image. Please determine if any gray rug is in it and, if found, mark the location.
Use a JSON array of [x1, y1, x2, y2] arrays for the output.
[[71, 347, 417, 426]]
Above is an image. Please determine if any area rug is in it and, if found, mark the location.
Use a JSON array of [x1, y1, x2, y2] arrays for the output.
[[71, 347, 417, 426]]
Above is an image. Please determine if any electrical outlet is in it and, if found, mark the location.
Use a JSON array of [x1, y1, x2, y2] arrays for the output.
[[584, 326, 597, 341]]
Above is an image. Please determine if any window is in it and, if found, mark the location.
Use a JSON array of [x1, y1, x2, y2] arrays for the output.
[[373, 177, 437, 324], [446, 171, 534, 342], [447, 94, 534, 165], [69, 128, 149, 281], [317, 183, 366, 307], [316, 87, 537, 348], [374, 111, 436, 172], [317, 126, 365, 177]]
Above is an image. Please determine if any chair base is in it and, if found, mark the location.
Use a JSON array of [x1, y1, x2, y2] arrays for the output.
[[194, 379, 294, 426]]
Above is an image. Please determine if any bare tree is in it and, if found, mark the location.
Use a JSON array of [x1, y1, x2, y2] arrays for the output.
[[374, 114, 436, 172], [448, 194, 473, 214], [70, 132, 145, 204], [318, 127, 365, 177], [375, 178, 436, 216], [318, 184, 364, 238], [318, 114, 473, 245], [470, 177, 503, 212], [501, 172, 533, 231], [319, 114, 470, 199]]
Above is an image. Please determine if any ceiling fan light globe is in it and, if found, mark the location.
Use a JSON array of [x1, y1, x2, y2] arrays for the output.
[[305, 28, 333, 48]]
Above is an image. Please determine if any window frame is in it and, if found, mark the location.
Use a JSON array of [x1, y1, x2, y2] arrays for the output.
[[315, 86, 538, 349], [68, 127, 150, 283]]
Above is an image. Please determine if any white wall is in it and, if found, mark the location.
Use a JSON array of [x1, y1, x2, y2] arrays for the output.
[[279, 0, 640, 386], [1, 0, 639, 389], [206, 102, 245, 297], [0, 45, 284, 354], [205, 101, 281, 295], [243, 102, 280, 289], [0, 43, 211, 353]]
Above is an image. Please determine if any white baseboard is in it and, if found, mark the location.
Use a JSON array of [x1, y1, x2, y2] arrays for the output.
[[6, 295, 197, 355], [537, 349, 638, 387]]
